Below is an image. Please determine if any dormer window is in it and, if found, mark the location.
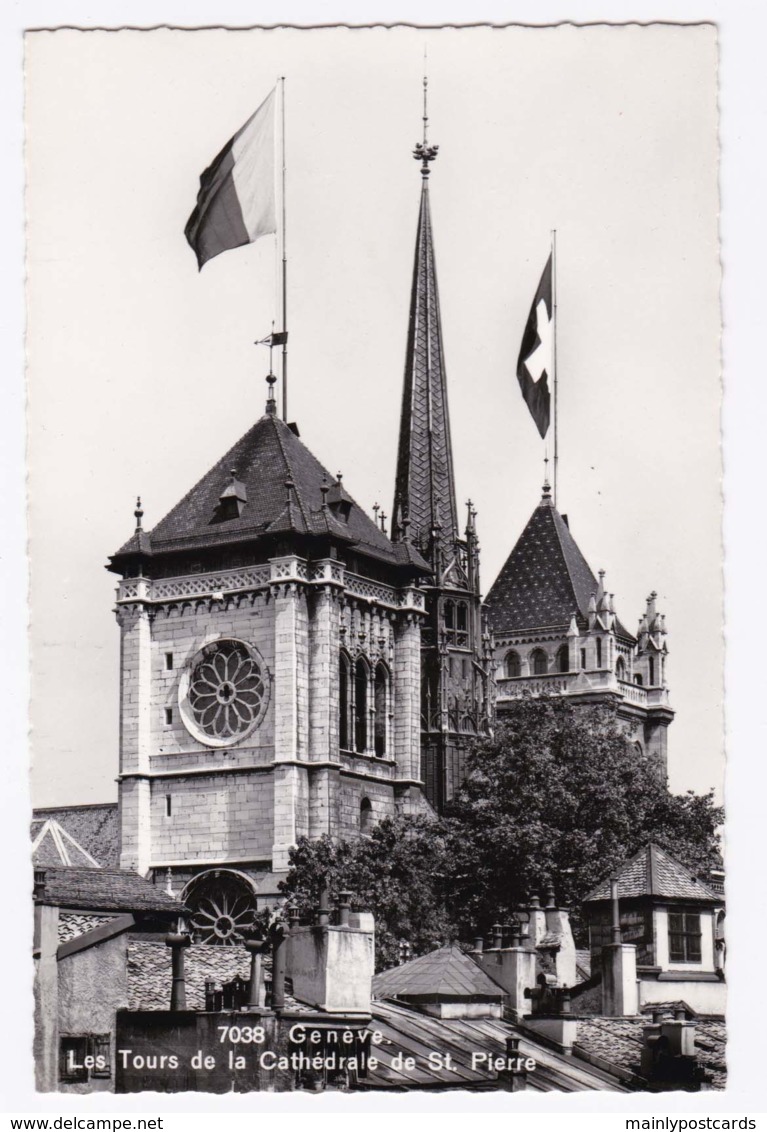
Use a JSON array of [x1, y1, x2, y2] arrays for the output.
[[215, 469, 247, 522], [327, 474, 353, 522]]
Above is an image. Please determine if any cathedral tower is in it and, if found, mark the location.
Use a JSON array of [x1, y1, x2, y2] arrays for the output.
[[485, 479, 674, 777], [391, 83, 494, 811], [107, 383, 431, 924]]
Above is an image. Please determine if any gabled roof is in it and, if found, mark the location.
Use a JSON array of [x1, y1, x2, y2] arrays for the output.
[[584, 844, 720, 904], [31, 804, 119, 868], [109, 409, 429, 575], [485, 490, 634, 639], [373, 944, 505, 1002], [34, 866, 183, 913], [31, 819, 101, 868]]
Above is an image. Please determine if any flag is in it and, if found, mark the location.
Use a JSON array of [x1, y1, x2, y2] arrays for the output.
[[516, 254, 553, 438], [256, 330, 288, 347], [185, 90, 277, 270]]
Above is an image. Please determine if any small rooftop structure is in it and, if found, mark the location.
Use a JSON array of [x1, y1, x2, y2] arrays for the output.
[[373, 943, 506, 1017], [584, 844, 719, 904]]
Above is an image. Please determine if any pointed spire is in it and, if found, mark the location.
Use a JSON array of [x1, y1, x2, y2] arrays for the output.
[[393, 78, 457, 554]]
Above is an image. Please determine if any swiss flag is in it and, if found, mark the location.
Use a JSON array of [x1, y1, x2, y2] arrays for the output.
[[516, 255, 553, 438]]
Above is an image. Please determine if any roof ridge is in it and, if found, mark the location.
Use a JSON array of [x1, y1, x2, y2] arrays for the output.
[[550, 506, 597, 618], [269, 415, 313, 530]]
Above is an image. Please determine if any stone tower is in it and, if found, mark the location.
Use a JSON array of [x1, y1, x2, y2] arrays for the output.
[[107, 385, 431, 926], [390, 89, 494, 812], [485, 479, 674, 776]]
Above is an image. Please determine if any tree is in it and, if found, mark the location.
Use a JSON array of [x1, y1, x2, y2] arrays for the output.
[[279, 814, 456, 970], [444, 695, 723, 943]]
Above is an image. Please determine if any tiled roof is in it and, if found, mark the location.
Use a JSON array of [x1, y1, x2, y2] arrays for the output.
[[31, 804, 119, 868], [127, 940, 311, 1014], [109, 410, 429, 575], [575, 1017, 726, 1090], [35, 866, 182, 913], [584, 844, 720, 903], [575, 949, 592, 980], [31, 819, 102, 868], [367, 1000, 629, 1091], [58, 912, 115, 944], [485, 495, 634, 640], [373, 944, 505, 1001]]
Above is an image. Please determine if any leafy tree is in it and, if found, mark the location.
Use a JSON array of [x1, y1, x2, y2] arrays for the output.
[[279, 814, 455, 970], [445, 695, 723, 942]]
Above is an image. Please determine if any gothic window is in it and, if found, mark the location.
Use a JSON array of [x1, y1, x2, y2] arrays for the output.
[[457, 602, 468, 631], [531, 648, 548, 675], [505, 650, 521, 678], [596, 638, 603, 668], [443, 600, 455, 629], [556, 645, 569, 673], [355, 658, 369, 753], [668, 910, 702, 963], [616, 656, 626, 681], [184, 870, 259, 945], [581, 648, 587, 670], [374, 662, 388, 757], [360, 798, 373, 835], [179, 639, 269, 748], [648, 657, 656, 685], [339, 651, 352, 750], [634, 673, 644, 686]]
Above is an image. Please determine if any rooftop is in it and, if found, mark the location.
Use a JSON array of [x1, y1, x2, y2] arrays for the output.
[[373, 943, 505, 1002], [584, 844, 720, 904], [31, 804, 119, 868], [485, 489, 634, 639], [34, 866, 183, 914], [109, 410, 429, 575]]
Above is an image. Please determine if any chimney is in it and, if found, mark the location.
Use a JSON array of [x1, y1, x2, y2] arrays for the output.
[[286, 904, 375, 1013], [600, 878, 638, 1016], [165, 922, 191, 1011], [244, 937, 267, 1010], [33, 868, 47, 902]]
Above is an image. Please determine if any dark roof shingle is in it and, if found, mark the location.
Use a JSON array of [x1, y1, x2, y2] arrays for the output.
[[485, 495, 634, 640], [31, 804, 119, 868], [373, 944, 505, 1001], [584, 844, 720, 903], [36, 866, 182, 913]]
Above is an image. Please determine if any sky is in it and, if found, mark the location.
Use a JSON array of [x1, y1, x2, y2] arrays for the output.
[[25, 23, 722, 806]]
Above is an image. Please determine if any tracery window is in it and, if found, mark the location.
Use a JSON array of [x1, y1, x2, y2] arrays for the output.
[[179, 639, 268, 748], [374, 662, 388, 757], [339, 651, 352, 750], [355, 658, 369, 754]]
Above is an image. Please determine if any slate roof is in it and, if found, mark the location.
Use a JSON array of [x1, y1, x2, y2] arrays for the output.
[[109, 409, 429, 575], [584, 844, 720, 904], [31, 804, 119, 868], [575, 1017, 726, 1090], [35, 866, 183, 913], [373, 944, 505, 1002], [31, 819, 102, 868], [366, 1000, 629, 1091], [485, 493, 634, 639]]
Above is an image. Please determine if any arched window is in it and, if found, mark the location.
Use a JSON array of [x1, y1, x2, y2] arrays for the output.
[[634, 673, 644, 686], [354, 658, 369, 753], [360, 798, 373, 835], [648, 657, 655, 686], [443, 600, 455, 629], [456, 602, 468, 632], [556, 645, 569, 673], [505, 650, 521, 678], [616, 656, 626, 681], [596, 638, 603, 668], [339, 651, 352, 750], [374, 662, 388, 757], [531, 648, 548, 675]]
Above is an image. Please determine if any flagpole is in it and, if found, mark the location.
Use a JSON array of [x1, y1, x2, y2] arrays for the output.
[[280, 76, 288, 422], [551, 228, 558, 508]]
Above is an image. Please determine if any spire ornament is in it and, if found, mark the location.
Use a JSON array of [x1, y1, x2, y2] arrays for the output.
[[413, 73, 439, 176]]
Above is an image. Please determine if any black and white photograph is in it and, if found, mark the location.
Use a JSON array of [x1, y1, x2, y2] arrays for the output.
[[13, 15, 743, 1106]]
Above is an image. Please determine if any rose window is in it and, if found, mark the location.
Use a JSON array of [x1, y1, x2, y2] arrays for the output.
[[184, 872, 258, 946], [180, 639, 268, 747]]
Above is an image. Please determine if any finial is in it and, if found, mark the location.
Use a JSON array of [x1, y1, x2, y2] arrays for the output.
[[380, 510, 388, 536], [285, 478, 294, 504], [321, 476, 330, 511], [266, 371, 277, 414], [413, 66, 439, 176], [542, 454, 552, 500], [134, 496, 143, 531], [373, 502, 380, 522], [402, 514, 412, 543]]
